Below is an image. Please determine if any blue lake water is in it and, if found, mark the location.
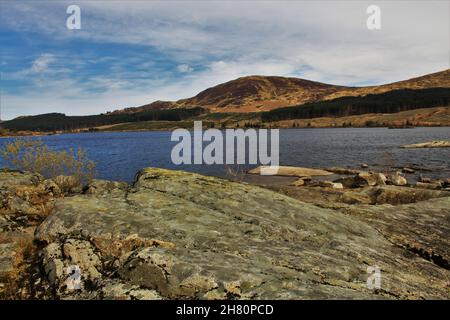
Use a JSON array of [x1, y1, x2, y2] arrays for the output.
[[1, 127, 449, 182]]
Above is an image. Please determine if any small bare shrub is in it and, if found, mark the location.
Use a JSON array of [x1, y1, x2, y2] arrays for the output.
[[224, 164, 246, 182], [0, 139, 96, 185]]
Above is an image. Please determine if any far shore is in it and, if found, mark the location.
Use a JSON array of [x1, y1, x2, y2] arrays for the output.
[[1, 124, 450, 138], [0, 132, 55, 138], [3, 105, 450, 136]]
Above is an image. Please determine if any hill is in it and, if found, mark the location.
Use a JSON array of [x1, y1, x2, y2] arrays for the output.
[[127, 69, 450, 113], [2, 69, 449, 132], [325, 69, 450, 100]]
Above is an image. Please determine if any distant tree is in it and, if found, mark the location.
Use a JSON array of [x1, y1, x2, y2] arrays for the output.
[[1, 107, 206, 132], [260, 88, 450, 122]]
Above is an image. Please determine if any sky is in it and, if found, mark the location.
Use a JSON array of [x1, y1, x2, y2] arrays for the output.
[[0, 0, 449, 120]]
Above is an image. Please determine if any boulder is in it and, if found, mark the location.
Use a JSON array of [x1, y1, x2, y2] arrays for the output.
[[248, 166, 332, 177], [419, 176, 432, 183], [319, 181, 344, 189], [445, 179, 450, 188], [402, 167, 415, 174], [374, 173, 388, 185], [291, 176, 313, 187], [389, 172, 408, 186], [291, 178, 305, 187], [0, 169, 42, 188], [62, 239, 102, 281], [41, 243, 65, 286], [355, 172, 387, 187], [401, 140, 450, 148], [334, 176, 359, 188], [0, 171, 53, 218]]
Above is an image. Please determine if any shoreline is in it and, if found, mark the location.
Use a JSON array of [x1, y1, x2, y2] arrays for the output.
[[1, 125, 449, 138]]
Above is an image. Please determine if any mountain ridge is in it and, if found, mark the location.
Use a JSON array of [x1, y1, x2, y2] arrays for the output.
[[121, 69, 450, 114]]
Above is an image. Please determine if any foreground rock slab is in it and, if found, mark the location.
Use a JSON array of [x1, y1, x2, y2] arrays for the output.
[[347, 197, 450, 271], [34, 168, 450, 299]]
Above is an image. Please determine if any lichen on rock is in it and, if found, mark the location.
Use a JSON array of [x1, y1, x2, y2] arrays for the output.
[[1, 167, 450, 299]]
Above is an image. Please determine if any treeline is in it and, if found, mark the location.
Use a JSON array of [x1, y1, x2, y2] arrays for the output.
[[2, 107, 205, 132], [261, 88, 450, 122]]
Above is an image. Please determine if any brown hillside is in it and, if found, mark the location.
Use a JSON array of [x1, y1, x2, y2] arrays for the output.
[[175, 76, 348, 112], [325, 69, 450, 100], [125, 69, 449, 113]]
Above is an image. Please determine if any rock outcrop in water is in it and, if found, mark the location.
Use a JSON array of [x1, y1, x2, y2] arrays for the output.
[[0, 168, 449, 299], [401, 140, 450, 148]]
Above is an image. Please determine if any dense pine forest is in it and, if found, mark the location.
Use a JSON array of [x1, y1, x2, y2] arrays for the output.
[[260, 88, 450, 122], [1, 107, 205, 132]]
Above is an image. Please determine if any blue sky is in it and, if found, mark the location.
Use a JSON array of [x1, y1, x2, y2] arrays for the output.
[[0, 0, 449, 120]]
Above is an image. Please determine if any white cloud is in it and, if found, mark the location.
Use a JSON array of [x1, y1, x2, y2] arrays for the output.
[[177, 64, 194, 73], [30, 53, 55, 73], [0, 1, 448, 119]]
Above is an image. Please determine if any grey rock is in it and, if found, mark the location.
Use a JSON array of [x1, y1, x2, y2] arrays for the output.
[[83, 179, 128, 195], [41, 243, 65, 286], [0, 243, 16, 281], [319, 181, 344, 189], [340, 191, 373, 205], [389, 172, 408, 186], [34, 167, 450, 299], [0, 169, 42, 188], [348, 197, 450, 273], [248, 166, 333, 177], [291, 178, 305, 186], [419, 176, 432, 183], [401, 140, 450, 148], [334, 176, 359, 188], [341, 186, 450, 205], [62, 239, 102, 281], [402, 167, 415, 174], [356, 172, 387, 187], [101, 280, 162, 300], [415, 182, 442, 190]]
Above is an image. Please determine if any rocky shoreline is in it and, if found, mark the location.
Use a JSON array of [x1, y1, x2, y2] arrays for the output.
[[0, 167, 449, 299]]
